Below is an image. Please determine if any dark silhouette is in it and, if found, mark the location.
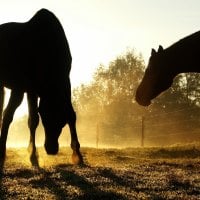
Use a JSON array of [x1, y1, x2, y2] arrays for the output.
[[0, 9, 83, 165], [136, 30, 200, 106]]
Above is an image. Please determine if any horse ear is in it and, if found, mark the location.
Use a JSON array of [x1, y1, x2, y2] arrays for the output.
[[158, 45, 164, 52], [151, 48, 156, 56]]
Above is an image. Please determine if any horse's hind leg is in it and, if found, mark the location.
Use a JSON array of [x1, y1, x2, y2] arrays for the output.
[[66, 79, 83, 164], [0, 90, 23, 159], [27, 93, 39, 166], [68, 104, 83, 164]]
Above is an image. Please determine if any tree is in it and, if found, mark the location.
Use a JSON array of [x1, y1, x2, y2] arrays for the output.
[[149, 72, 200, 114], [73, 50, 200, 147], [73, 50, 145, 115], [73, 50, 146, 145]]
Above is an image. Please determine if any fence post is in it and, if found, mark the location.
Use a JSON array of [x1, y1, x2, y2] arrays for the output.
[[141, 116, 145, 147], [96, 122, 99, 148]]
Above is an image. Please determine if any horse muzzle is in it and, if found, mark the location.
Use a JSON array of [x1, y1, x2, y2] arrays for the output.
[[45, 140, 59, 155]]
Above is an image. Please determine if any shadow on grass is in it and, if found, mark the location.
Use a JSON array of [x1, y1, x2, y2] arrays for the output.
[[149, 147, 200, 159], [1, 164, 128, 200], [1, 162, 200, 199], [0, 157, 6, 200], [39, 165, 128, 200]]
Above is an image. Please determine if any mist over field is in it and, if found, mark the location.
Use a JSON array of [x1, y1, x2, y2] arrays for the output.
[[4, 50, 200, 149], [7, 115, 71, 148]]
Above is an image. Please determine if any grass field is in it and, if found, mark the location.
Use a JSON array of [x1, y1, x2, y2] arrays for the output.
[[0, 145, 200, 200]]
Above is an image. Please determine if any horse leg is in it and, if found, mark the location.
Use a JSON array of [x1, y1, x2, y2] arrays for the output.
[[0, 90, 23, 159], [27, 93, 39, 166], [0, 85, 5, 128], [66, 78, 83, 164], [68, 106, 83, 164]]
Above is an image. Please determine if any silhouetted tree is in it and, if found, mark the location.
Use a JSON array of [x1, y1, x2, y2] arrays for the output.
[[73, 50, 146, 144], [73, 50, 200, 146], [150, 73, 200, 114]]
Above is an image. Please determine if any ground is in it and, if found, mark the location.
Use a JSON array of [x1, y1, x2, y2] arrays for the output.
[[0, 145, 200, 200]]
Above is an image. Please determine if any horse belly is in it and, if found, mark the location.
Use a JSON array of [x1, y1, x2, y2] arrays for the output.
[[0, 62, 34, 91]]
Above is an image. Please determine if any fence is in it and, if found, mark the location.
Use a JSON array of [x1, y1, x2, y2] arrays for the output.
[[77, 107, 200, 148], [5, 107, 200, 148]]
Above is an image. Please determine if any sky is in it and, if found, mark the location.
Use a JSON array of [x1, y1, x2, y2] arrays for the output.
[[0, 0, 200, 117]]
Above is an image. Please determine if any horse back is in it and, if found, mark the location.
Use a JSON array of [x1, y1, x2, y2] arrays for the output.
[[169, 30, 200, 54], [0, 9, 72, 92], [164, 30, 200, 71]]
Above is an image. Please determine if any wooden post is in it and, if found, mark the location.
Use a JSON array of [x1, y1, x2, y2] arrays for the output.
[[96, 122, 99, 148], [141, 116, 145, 147]]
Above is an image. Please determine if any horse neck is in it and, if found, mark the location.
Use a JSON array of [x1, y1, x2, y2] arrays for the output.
[[160, 50, 179, 80], [164, 39, 200, 76]]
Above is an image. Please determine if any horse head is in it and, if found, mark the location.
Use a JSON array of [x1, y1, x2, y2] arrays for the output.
[[136, 45, 174, 106], [38, 96, 67, 155]]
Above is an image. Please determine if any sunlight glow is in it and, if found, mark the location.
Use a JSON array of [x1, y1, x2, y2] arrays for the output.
[[4, 89, 28, 118], [0, 0, 199, 118]]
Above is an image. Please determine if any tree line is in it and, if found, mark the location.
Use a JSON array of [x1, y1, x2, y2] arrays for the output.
[[72, 50, 200, 146]]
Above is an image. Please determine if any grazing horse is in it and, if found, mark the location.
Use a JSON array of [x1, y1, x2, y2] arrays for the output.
[[0, 9, 83, 165], [136, 30, 200, 106]]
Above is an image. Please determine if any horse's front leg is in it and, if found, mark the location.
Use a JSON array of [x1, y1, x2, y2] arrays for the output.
[[68, 109, 83, 164], [27, 93, 39, 166], [0, 90, 23, 159]]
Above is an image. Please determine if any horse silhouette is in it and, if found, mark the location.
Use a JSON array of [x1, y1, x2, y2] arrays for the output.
[[0, 9, 83, 165], [136, 30, 200, 106]]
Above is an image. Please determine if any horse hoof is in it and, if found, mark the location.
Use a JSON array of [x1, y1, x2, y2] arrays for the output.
[[71, 152, 83, 165], [30, 152, 39, 167]]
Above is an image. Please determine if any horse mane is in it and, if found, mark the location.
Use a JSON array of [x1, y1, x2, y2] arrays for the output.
[[165, 30, 200, 52]]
